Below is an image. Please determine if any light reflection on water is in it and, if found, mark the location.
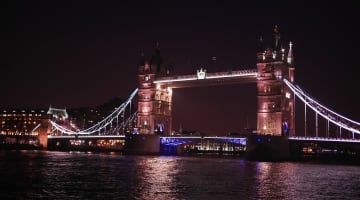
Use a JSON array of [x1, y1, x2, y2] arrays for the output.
[[0, 150, 359, 200], [133, 156, 179, 199]]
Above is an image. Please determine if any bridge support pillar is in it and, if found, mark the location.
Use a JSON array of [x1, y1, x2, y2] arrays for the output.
[[124, 134, 160, 155], [38, 118, 50, 149], [246, 135, 290, 161], [137, 48, 173, 136]]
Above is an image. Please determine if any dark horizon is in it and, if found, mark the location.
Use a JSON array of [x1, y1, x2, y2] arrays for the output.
[[3, 1, 359, 135]]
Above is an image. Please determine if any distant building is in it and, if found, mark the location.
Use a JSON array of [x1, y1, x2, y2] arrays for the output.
[[66, 97, 137, 135], [0, 106, 69, 136], [0, 109, 48, 136], [47, 106, 69, 120], [0, 98, 136, 136]]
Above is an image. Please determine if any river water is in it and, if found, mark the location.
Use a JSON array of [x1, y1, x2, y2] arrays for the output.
[[0, 150, 359, 199]]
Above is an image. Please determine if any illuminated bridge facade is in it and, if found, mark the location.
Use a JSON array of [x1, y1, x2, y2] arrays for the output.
[[45, 27, 360, 158], [136, 28, 295, 137]]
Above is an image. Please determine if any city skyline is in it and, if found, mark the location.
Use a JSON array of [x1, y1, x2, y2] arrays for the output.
[[4, 1, 359, 135]]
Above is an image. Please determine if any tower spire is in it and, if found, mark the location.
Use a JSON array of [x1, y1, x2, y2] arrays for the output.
[[139, 51, 146, 66], [273, 25, 281, 50], [257, 36, 264, 52], [287, 41, 294, 65], [155, 41, 160, 51], [151, 42, 163, 73]]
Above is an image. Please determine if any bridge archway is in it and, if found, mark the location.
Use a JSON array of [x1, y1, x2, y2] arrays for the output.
[[171, 84, 257, 136]]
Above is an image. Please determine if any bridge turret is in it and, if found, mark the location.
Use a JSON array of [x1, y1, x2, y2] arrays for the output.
[[257, 36, 265, 62], [256, 26, 285, 64], [150, 46, 162, 74], [287, 42, 295, 82], [137, 46, 172, 135], [273, 25, 281, 51], [256, 26, 295, 136]]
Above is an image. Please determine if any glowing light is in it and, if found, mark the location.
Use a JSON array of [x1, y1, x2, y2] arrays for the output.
[[197, 68, 206, 79], [160, 136, 247, 146], [287, 42, 293, 64], [285, 92, 291, 99]]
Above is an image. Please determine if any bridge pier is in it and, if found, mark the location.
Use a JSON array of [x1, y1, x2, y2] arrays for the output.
[[38, 118, 51, 149], [124, 134, 160, 155], [246, 135, 290, 161]]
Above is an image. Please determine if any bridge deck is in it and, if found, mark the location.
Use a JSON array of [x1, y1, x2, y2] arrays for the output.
[[48, 135, 126, 139], [289, 136, 360, 143], [154, 69, 257, 88], [47, 135, 360, 144]]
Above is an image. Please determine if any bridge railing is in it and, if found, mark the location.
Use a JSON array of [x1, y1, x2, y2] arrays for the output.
[[289, 136, 360, 143]]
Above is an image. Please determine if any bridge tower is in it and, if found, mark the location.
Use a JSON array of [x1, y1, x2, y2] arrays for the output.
[[137, 47, 172, 135], [256, 26, 295, 136]]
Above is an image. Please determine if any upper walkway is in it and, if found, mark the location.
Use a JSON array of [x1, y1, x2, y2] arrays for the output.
[[154, 69, 257, 88]]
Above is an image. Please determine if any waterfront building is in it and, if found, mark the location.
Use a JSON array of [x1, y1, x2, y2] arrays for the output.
[[0, 109, 47, 136], [0, 107, 69, 136]]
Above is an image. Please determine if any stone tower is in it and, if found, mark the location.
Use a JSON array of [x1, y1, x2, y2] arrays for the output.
[[256, 26, 295, 136], [137, 47, 172, 135]]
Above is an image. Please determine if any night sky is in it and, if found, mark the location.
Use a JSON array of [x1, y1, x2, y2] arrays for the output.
[[4, 1, 359, 135]]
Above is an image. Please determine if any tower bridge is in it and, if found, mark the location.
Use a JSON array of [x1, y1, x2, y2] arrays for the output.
[[44, 26, 360, 160], [136, 27, 294, 137]]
